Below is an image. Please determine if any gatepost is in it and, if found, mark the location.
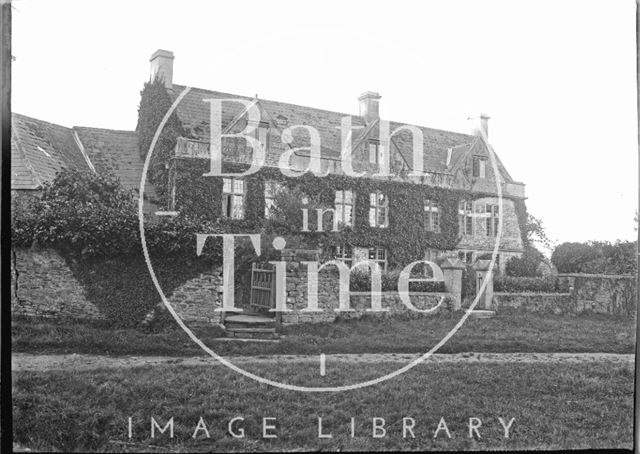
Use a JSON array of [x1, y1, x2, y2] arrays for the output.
[[440, 257, 465, 311]]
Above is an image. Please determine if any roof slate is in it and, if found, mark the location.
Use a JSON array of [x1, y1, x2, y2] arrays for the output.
[[11, 113, 91, 189], [168, 85, 485, 177], [12, 113, 159, 212]]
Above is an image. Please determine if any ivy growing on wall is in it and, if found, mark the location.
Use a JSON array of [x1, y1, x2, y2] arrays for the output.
[[136, 77, 185, 203], [136, 80, 531, 268], [171, 159, 508, 268]]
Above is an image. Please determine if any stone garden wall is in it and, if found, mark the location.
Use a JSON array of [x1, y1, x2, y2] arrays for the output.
[[13, 247, 634, 325], [493, 273, 636, 317], [279, 249, 455, 324], [11, 248, 106, 321], [11, 247, 225, 326]]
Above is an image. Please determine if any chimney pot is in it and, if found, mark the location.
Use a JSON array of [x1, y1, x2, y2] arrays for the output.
[[150, 49, 174, 89], [358, 91, 381, 123]]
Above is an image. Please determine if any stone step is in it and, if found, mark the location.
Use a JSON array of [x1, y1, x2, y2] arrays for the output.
[[225, 327, 279, 340], [468, 309, 496, 319], [224, 314, 275, 325]]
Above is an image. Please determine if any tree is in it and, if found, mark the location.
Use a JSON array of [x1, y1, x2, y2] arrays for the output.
[[551, 240, 636, 274], [523, 213, 553, 253], [505, 245, 546, 277]]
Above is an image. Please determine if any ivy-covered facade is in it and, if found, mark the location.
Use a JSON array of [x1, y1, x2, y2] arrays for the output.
[[137, 50, 527, 272]]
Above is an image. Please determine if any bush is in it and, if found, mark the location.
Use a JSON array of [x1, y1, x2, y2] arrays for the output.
[[348, 268, 445, 293], [505, 246, 545, 277], [551, 241, 636, 275], [10, 169, 229, 327], [494, 275, 567, 293]]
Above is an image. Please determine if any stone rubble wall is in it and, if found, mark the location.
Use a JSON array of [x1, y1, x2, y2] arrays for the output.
[[493, 273, 636, 317], [11, 248, 106, 321], [12, 247, 636, 326]]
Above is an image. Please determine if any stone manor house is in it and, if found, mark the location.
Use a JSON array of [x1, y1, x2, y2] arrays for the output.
[[11, 49, 526, 274]]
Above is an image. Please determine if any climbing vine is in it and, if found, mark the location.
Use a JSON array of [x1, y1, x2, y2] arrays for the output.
[[136, 76, 185, 203], [137, 80, 530, 268]]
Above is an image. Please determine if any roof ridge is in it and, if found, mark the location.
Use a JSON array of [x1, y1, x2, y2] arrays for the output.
[[12, 112, 73, 130], [172, 84, 475, 139], [73, 126, 136, 134]]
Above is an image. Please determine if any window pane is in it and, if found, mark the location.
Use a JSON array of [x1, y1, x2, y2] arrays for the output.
[[335, 190, 344, 203], [378, 193, 387, 206], [223, 194, 230, 217], [233, 195, 244, 218], [378, 208, 386, 226], [368, 248, 376, 260], [369, 143, 377, 163], [344, 205, 352, 225], [234, 179, 244, 194], [223, 178, 232, 193], [369, 208, 376, 226], [345, 190, 353, 204], [479, 159, 486, 178], [370, 192, 376, 206]]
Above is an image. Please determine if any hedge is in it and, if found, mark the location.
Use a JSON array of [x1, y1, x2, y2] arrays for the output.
[[494, 275, 569, 293], [348, 268, 445, 293]]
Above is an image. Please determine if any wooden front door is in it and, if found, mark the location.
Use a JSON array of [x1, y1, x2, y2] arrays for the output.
[[249, 263, 276, 316]]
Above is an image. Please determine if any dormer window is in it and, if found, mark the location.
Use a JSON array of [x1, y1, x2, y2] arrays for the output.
[[247, 120, 270, 152], [472, 156, 487, 178], [368, 140, 384, 164]]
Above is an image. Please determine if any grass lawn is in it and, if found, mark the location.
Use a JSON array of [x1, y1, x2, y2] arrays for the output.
[[12, 360, 634, 452], [12, 309, 635, 357]]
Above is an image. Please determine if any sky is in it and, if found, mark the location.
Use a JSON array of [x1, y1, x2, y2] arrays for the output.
[[11, 0, 638, 247]]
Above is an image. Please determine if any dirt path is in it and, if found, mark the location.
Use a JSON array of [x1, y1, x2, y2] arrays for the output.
[[12, 352, 634, 372]]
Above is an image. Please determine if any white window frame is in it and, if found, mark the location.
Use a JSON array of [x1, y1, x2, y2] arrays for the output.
[[222, 177, 245, 219], [368, 140, 385, 165], [458, 200, 473, 236], [369, 191, 389, 228], [485, 204, 500, 237], [333, 244, 354, 267], [335, 189, 355, 227], [424, 199, 441, 233], [472, 156, 487, 178], [368, 247, 388, 272]]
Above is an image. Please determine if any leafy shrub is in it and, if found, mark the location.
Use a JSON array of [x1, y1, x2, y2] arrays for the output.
[[348, 268, 445, 292], [505, 246, 545, 277], [551, 241, 636, 275], [494, 275, 567, 293], [10, 169, 229, 327]]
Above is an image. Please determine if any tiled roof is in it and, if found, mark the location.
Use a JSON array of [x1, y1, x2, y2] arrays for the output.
[[168, 85, 483, 177], [73, 126, 159, 206], [11, 113, 91, 189], [11, 113, 159, 212]]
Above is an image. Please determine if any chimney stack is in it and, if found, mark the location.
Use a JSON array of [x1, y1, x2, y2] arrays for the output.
[[469, 113, 490, 139], [150, 49, 174, 89], [358, 91, 381, 123]]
